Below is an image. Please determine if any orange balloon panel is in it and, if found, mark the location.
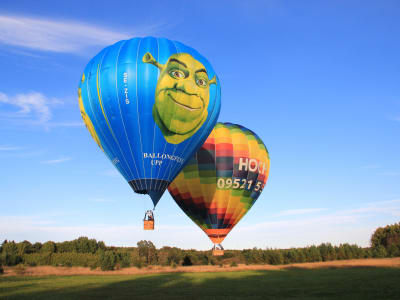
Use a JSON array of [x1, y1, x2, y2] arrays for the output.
[[168, 122, 270, 244]]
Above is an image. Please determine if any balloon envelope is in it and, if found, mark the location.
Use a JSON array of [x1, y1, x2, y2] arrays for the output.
[[78, 37, 221, 206], [168, 122, 270, 244]]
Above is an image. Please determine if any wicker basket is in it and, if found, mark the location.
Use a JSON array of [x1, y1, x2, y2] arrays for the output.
[[143, 220, 154, 230]]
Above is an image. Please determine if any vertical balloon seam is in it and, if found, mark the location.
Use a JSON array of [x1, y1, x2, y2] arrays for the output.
[[150, 37, 160, 192], [189, 152, 201, 227], [114, 39, 142, 187], [222, 124, 236, 233], [229, 125, 250, 230], [224, 124, 242, 231], [212, 124, 223, 237], [135, 38, 147, 190], [124, 38, 144, 192], [203, 142, 217, 232], [192, 151, 211, 232], [212, 126, 219, 233], [195, 147, 213, 233], [233, 127, 256, 226], [96, 46, 135, 180], [227, 124, 244, 231], [236, 129, 261, 228], [220, 124, 233, 239], [84, 54, 130, 180], [209, 123, 219, 234]]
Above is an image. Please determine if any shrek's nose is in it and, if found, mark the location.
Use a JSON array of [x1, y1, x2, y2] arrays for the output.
[[177, 78, 198, 95]]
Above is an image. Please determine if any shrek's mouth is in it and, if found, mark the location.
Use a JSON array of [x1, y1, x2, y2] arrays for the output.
[[167, 92, 202, 111]]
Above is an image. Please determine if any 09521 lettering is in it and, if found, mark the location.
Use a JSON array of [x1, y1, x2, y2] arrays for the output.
[[217, 178, 264, 192]]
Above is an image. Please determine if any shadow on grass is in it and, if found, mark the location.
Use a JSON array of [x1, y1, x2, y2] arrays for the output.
[[2, 267, 400, 300]]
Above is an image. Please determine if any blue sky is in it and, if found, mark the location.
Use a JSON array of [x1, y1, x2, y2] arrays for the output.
[[0, 0, 399, 250]]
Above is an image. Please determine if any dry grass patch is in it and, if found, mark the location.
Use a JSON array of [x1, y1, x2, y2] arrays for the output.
[[2, 257, 400, 277]]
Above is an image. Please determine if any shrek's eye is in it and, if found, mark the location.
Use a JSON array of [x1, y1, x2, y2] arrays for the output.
[[169, 70, 185, 79], [196, 78, 208, 87]]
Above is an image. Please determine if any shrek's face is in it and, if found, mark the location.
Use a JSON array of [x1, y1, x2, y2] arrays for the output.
[[154, 53, 212, 135]]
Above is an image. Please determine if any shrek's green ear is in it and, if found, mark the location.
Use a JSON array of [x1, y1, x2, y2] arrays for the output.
[[142, 52, 164, 70], [209, 76, 217, 85]]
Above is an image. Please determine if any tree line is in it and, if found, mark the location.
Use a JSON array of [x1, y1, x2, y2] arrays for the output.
[[0, 223, 399, 272]]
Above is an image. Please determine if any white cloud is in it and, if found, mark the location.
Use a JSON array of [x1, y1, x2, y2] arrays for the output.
[[275, 208, 326, 217], [41, 157, 71, 164], [100, 169, 120, 177], [45, 121, 84, 128], [0, 145, 22, 151], [0, 15, 160, 54], [342, 199, 400, 217], [0, 91, 61, 123]]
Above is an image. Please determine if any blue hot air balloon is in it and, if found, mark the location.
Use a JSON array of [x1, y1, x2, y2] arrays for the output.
[[78, 37, 221, 228]]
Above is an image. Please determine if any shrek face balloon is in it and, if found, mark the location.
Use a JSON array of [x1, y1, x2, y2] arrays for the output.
[[78, 37, 220, 207], [143, 52, 217, 144]]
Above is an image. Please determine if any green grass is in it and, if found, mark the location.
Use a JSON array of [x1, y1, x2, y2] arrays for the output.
[[1, 267, 400, 299]]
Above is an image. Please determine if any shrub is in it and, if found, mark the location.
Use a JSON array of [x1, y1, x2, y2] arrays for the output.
[[0, 264, 4, 274], [372, 245, 387, 258], [132, 258, 143, 269], [99, 251, 117, 271], [182, 255, 193, 266], [14, 264, 26, 275], [230, 261, 238, 267], [170, 261, 177, 269], [387, 244, 400, 257], [23, 253, 52, 266], [265, 250, 284, 265]]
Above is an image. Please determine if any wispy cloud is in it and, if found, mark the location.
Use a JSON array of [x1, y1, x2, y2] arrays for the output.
[[275, 208, 327, 217], [45, 121, 84, 128], [41, 157, 71, 164], [362, 164, 380, 169], [0, 15, 161, 54], [100, 169, 120, 177], [379, 171, 400, 176], [2, 199, 399, 249], [340, 199, 400, 217], [0, 145, 22, 151], [0, 91, 61, 123]]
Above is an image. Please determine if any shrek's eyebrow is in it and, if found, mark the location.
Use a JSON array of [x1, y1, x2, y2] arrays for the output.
[[169, 58, 187, 68], [195, 68, 207, 75]]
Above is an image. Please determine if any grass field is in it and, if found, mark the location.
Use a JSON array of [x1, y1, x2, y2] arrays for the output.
[[1, 266, 400, 299]]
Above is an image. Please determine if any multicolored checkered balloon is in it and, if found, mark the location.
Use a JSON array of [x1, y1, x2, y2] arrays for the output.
[[168, 122, 270, 246]]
